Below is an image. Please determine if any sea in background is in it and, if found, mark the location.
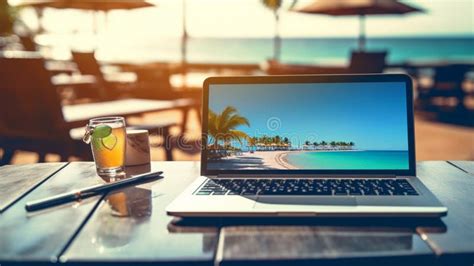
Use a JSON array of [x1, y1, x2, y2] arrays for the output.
[[285, 150, 409, 170], [90, 36, 474, 64]]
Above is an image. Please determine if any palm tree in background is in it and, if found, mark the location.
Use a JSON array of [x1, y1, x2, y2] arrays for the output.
[[261, 0, 283, 61], [208, 106, 250, 149], [261, 0, 298, 61]]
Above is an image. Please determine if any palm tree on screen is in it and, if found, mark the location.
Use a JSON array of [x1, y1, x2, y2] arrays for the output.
[[337, 141, 345, 149], [248, 136, 258, 150], [275, 135, 281, 144], [208, 106, 250, 149], [320, 141, 327, 149], [349, 141, 355, 149]]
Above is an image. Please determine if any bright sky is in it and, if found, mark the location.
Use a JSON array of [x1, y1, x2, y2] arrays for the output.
[[16, 0, 474, 38]]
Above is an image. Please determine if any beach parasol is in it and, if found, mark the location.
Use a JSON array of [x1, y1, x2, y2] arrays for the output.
[[11, 0, 155, 34], [10, 0, 156, 55], [292, 0, 423, 51], [11, 0, 154, 11]]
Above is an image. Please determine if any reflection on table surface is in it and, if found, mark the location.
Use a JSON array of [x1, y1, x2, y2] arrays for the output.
[[62, 162, 217, 261], [170, 216, 446, 260]]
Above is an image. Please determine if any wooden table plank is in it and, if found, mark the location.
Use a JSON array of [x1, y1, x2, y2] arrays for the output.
[[448, 161, 474, 175], [416, 161, 474, 264], [61, 162, 218, 265], [0, 163, 67, 213], [0, 162, 105, 262]]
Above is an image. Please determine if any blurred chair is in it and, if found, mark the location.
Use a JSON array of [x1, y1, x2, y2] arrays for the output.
[[72, 52, 200, 150], [71, 51, 112, 100], [133, 66, 202, 107], [0, 57, 194, 164], [264, 51, 387, 75], [348, 51, 387, 73], [72, 52, 199, 104], [72, 51, 138, 100], [116, 63, 202, 125], [0, 57, 91, 165], [19, 35, 37, 52], [134, 67, 174, 99], [417, 64, 473, 116]]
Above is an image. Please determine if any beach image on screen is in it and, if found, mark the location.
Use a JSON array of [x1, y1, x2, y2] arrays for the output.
[[207, 82, 409, 170]]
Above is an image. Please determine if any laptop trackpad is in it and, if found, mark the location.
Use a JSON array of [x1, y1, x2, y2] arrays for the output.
[[254, 196, 356, 207]]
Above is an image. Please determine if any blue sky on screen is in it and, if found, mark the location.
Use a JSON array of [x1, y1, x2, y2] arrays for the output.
[[209, 82, 409, 151]]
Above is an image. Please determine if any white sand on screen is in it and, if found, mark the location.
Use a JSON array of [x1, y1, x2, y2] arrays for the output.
[[207, 151, 298, 170]]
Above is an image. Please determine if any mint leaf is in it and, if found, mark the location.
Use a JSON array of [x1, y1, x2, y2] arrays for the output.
[[92, 137, 103, 151], [92, 124, 112, 138]]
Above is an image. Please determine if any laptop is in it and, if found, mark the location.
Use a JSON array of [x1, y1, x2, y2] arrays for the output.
[[167, 74, 447, 217]]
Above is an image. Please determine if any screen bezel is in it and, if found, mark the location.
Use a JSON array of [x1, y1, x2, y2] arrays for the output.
[[201, 74, 416, 176]]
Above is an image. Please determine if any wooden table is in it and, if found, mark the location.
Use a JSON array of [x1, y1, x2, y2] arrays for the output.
[[0, 161, 473, 265], [62, 98, 198, 132]]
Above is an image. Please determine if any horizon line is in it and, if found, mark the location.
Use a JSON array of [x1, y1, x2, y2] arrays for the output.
[[183, 34, 474, 39]]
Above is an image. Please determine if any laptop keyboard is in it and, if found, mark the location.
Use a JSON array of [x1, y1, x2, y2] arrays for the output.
[[195, 178, 418, 196]]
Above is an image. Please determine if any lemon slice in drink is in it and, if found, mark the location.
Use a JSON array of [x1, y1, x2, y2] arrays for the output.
[[101, 134, 118, 150]]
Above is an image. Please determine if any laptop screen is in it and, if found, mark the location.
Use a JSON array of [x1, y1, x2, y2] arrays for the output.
[[206, 81, 410, 171]]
